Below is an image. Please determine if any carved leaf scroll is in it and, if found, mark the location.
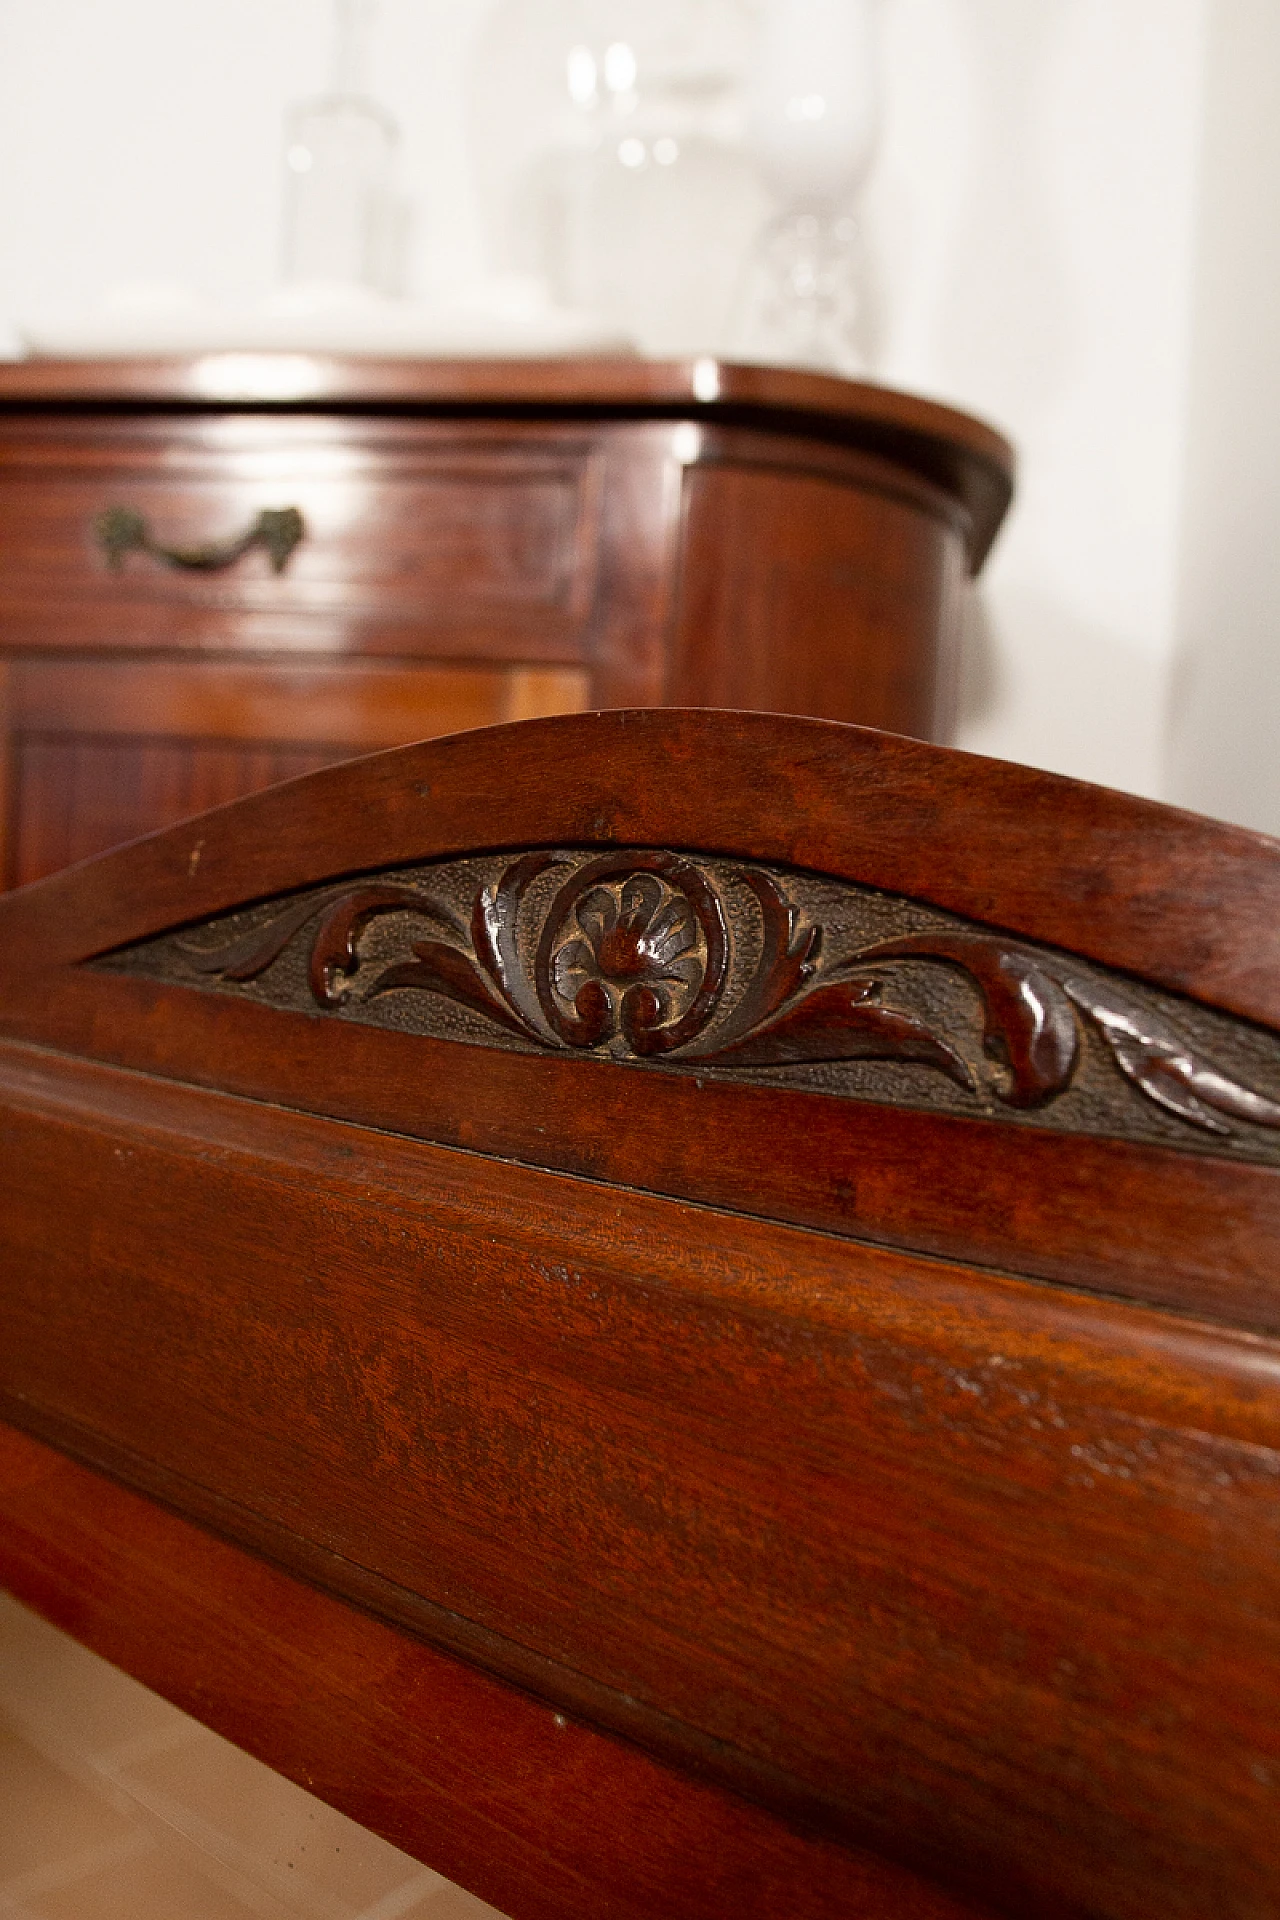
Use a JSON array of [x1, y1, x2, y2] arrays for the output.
[[176, 853, 976, 1087], [856, 933, 1079, 1107], [855, 930, 1280, 1139], [150, 846, 1280, 1153], [309, 887, 456, 1007], [1061, 979, 1280, 1136], [696, 975, 974, 1086]]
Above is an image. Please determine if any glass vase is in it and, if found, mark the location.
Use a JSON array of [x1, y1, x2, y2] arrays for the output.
[[733, 0, 881, 375], [283, 0, 401, 295]]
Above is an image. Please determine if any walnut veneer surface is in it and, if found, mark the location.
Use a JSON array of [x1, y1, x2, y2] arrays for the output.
[[0, 356, 1011, 885], [0, 707, 1278, 1920]]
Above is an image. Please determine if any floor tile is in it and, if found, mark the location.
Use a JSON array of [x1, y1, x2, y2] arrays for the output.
[[0, 1721, 136, 1883], [22, 1832, 287, 1920], [107, 1721, 425, 1914], [0, 1600, 508, 1920], [386, 1880, 510, 1920], [0, 1597, 178, 1761]]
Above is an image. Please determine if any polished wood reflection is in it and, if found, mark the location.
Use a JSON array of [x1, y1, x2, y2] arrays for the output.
[[0, 358, 1012, 880], [0, 709, 1276, 1920]]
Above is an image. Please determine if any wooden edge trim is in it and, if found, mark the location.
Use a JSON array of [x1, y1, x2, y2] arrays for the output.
[[4, 1028, 1280, 1425], [687, 423, 976, 548], [4, 985, 1280, 1337]]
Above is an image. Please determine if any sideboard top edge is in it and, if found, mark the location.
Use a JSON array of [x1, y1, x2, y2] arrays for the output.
[[0, 355, 1014, 566]]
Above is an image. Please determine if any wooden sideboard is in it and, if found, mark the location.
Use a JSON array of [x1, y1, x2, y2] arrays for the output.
[[0, 356, 1012, 885]]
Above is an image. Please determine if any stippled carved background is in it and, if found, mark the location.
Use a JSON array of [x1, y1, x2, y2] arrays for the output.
[[98, 846, 1280, 1165]]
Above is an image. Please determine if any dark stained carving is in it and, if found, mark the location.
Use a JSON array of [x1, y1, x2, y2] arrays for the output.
[[310, 886, 452, 1009], [857, 933, 1078, 1107], [116, 845, 1280, 1161], [1060, 977, 1280, 1136], [537, 854, 728, 1056], [695, 973, 973, 1084]]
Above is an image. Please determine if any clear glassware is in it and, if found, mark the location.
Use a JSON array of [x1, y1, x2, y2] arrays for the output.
[[733, 0, 881, 376], [283, 0, 401, 295], [734, 207, 867, 374], [506, 0, 762, 357]]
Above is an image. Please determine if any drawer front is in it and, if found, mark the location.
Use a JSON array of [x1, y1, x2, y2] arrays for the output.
[[0, 657, 588, 885], [0, 416, 603, 661]]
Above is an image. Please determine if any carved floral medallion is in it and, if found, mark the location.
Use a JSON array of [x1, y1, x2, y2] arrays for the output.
[[99, 845, 1280, 1162]]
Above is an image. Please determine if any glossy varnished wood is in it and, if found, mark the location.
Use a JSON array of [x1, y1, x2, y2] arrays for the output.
[[2, 656, 585, 887], [2, 711, 1276, 1920], [0, 415, 604, 658], [2, 1037, 1278, 1918], [5, 709, 1277, 1022], [0, 354, 1015, 566], [0, 359, 1011, 879], [669, 454, 966, 736], [0, 1426, 972, 1920]]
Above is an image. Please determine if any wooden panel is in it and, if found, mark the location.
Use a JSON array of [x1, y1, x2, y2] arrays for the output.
[[15, 969, 1280, 1332], [9, 707, 1272, 1027], [3, 658, 588, 884], [0, 1424, 975, 1920], [580, 425, 686, 707], [0, 1040, 1278, 1920], [0, 417, 602, 661], [11, 739, 338, 887], [12, 658, 588, 745], [2, 712, 1280, 1920], [669, 463, 964, 739]]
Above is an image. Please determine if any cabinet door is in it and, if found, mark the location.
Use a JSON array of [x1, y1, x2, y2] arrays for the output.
[[0, 659, 586, 887]]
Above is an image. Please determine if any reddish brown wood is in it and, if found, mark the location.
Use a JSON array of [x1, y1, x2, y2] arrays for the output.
[[0, 360, 1011, 881], [2, 711, 1277, 1920], [0, 354, 1015, 566], [0, 416, 602, 660], [2, 1035, 1279, 1919], [4, 709, 1279, 1025], [8, 967, 1280, 1329], [0, 1424, 974, 1920], [669, 458, 965, 734], [3, 657, 586, 882], [12, 658, 586, 741]]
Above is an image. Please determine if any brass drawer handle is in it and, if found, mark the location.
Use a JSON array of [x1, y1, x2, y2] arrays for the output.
[[95, 505, 305, 575]]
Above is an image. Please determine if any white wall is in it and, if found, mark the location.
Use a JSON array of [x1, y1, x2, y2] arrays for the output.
[[1166, 0, 1280, 837], [0, 0, 493, 306], [873, 0, 1206, 797], [0, 0, 1223, 806]]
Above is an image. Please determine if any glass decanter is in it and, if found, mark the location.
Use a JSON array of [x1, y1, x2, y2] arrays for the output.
[[733, 0, 881, 376], [283, 0, 401, 295], [519, 0, 762, 358]]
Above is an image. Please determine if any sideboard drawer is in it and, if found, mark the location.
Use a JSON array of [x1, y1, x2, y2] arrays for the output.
[[0, 356, 1013, 887], [0, 417, 602, 660]]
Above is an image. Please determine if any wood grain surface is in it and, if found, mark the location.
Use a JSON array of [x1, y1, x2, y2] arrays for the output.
[[0, 1424, 975, 1920], [0, 355, 1015, 566], [1, 709, 1276, 1920], [0, 364, 1009, 876]]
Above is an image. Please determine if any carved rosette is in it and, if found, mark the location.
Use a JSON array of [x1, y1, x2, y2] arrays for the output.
[[538, 855, 728, 1055], [110, 845, 1280, 1159]]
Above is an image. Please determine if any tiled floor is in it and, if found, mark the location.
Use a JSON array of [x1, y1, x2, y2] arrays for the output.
[[0, 1594, 506, 1920]]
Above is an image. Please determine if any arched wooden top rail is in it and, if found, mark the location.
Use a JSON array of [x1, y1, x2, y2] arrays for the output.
[[0, 708, 1278, 1920], [1, 705, 1275, 1019]]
